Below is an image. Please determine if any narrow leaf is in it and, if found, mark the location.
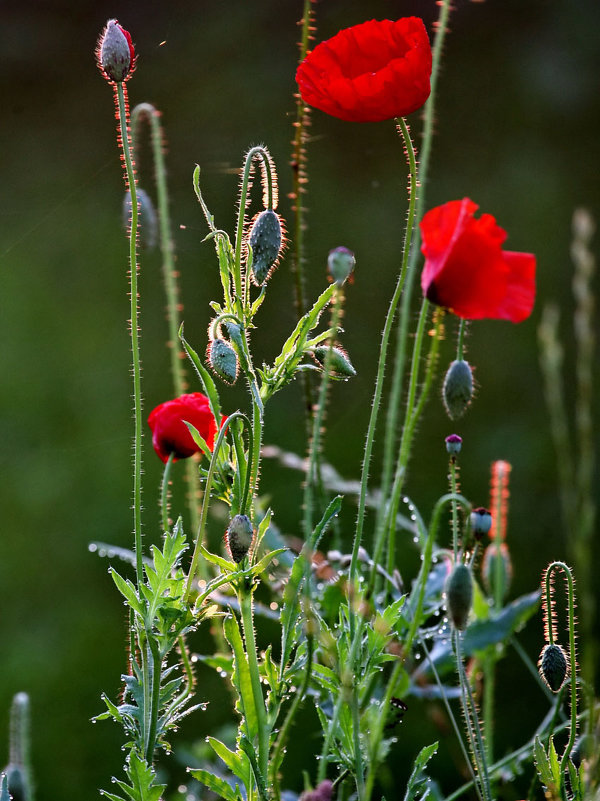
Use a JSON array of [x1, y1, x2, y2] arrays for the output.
[[180, 325, 222, 423], [188, 769, 239, 801], [223, 614, 258, 741], [207, 737, 248, 781]]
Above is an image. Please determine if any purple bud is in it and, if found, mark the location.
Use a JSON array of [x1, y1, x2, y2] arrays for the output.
[[445, 434, 462, 455], [327, 246, 355, 286], [98, 19, 135, 83]]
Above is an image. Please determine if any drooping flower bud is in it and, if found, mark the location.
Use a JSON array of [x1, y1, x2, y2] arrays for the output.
[[470, 507, 492, 539], [208, 338, 239, 385], [248, 209, 283, 285], [482, 542, 512, 600], [443, 359, 474, 420], [98, 19, 135, 83], [327, 246, 355, 286], [225, 515, 254, 563], [538, 642, 569, 692], [445, 434, 462, 456], [570, 733, 597, 768], [123, 188, 158, 250], [445, 563, 473, 630], [312, 345, 356, 377]]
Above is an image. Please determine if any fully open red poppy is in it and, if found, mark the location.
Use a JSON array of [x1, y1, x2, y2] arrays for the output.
[[148, 392, 218, 463], [420, 198, 536, 323], [295, 18, 432, 123]]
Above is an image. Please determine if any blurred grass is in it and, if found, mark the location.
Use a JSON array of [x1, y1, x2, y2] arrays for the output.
[[0, 0, 598, 797]]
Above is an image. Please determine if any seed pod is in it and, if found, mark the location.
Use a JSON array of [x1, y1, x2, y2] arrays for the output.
[[225, 514, 254, 563], [123, 188, 158, 250], [208, 338, 238, 385], [482, 543, 512, 601], [443, 359, 474, 420], [248, 209, 283, 285], [445, 563, 473, 630], [327, 246, 355, 286], [98, 19, 135, 83], [312, 345, 356, 377], [538, 642, 569, 692]]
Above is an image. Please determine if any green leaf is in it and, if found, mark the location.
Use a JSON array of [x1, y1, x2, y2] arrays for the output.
[[180, 324, 222, 423], [249, 548, 288, 577], [253, 508, 273, 553], [548, 736, 561, 788], [188, 768, 240, 801], [184, 421, 213, 460], [403, 742, 438, 801], [223, 614, 258, 741], [534, 735, 560, 797], [207, 736, 248, 781], [198, 543, 238, 574], [110, 568, 143, 615], [239, 735, 269, 801]]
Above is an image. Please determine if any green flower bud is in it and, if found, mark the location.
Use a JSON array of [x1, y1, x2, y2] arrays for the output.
[[312, 345, 356, 377], [226, 514, 254, 563], [445, 563, 473, 630], [443, 359, 474, 420], [538, 642, 569, 692], [482, 542, 512, 601], [208, 338, 238, 385], [248, 209, 283, 285], [327, 246, 355, 286]]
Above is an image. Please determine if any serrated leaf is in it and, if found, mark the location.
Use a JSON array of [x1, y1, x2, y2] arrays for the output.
[[403, 742, 438, 801], [534, 735, 560, 797], [207, 736, 248, 781], [199, 543, 237, 574], [239, 735, 269, 801], [223, 614, 258, 741], [253, 508, 273, 553], [100, 791, 127, 801], [111, 569, 143, 615], [189, 768, 240, 801], [548, 736, 561, 788], [184, 421, 213, 460]]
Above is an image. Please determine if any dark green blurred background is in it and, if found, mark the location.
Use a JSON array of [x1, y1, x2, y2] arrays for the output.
[[1, 0, 598, 798]]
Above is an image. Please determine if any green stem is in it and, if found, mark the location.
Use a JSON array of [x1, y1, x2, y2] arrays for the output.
[[116, 82, 144, 585], [160, 453, 175, 533], [454, 630, 492, 801], [144, 636, 162, 762], [303, 289, 343, 538], [351, 117, 418, 583], [456, 318, 467, 361], [449, 456, 460, 560], [239, 588, 270, 779]]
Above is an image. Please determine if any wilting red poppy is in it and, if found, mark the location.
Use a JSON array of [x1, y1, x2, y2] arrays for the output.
[[295, 18, 432, 123], [148, 393, 218, 463], [420, 198, 536, 323]]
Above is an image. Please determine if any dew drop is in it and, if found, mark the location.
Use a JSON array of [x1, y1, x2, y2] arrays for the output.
[[88, 543, 98, 553]]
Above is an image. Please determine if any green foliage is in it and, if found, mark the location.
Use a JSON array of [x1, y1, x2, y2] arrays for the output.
[[403, 742, 438, 801]]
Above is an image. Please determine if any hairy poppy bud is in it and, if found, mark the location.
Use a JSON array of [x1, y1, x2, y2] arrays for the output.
[[445, 434, 462, 456], [312, 345, 356, 377], [445, 563, 473, 630], [482, 543, 512, 601], [470, 507, 492, 539], [98, 19, 135, 83], [327, 246, 355, 286], [123, 188, 158, 250], [226, 515, 254, 563], [570, 734, 597, 768], [208, 338, 239, 385], [248, 209, 283, 285], [443, 359, 474, 420], [538, 642, 569, 692]]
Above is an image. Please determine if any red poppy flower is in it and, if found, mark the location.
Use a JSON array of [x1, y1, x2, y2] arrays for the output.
[[420, 198, 536, 323], [148, 393, 218, 463], [295, 18, 432, 123]]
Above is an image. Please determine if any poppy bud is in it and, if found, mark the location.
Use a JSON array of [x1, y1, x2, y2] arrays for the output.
[[248, 209, 283, 285], [482, 542, 512, 600], [327, 246, 355, 286], [470, 507, 492, 539], [208, 338, 238, 385], [445, 563, 473, 630], [445, 434, 462, 456], [312, 345, 356, 377], [538, 642, 569, 692], [98, 19, 135, 83], [123, 188, 158, 250], [225, 515, 254, 563], [443, 359, 474, 420]]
